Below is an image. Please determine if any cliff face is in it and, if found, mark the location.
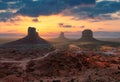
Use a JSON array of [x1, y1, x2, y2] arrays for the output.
[[82, 29, 93, 39], [3, 27, 52, 47], [79, 29, 99, 42], [27, 27, 39, 40]]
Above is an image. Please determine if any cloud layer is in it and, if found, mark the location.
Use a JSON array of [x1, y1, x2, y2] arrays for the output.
[[69, 1, 120, 21], [0, 0, 120, 22], [17, 0, 96, 17], [0, 0, 95, 21]]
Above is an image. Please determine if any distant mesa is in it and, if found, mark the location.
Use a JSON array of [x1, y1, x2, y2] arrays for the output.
[[51, 32, 68, 41], [79, 29, 99, 42], [55, 32, 70, 42], [3, 27, 53, 48], [58, 32, 67, 40], [48, 32, 69, 45], [77, 29, 120, 47]]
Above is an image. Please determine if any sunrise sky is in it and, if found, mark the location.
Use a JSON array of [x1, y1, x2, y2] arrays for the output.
[[0, 0, 120, 38]]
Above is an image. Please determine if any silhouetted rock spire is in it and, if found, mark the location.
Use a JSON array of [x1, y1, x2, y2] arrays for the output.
[[26, 27, 40, 42], [28, 27, 38, 39], [59, 32, 66, 39]]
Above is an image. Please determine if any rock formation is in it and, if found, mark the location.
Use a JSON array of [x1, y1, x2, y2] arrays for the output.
[[3, 27, 53, 48], [27, 27, 39, 40], [79, 29, 99, 42], [58, 32, 67, 40]]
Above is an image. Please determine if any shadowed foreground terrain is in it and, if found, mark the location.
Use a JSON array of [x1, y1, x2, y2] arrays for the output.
[[0, 45, 120, 82]]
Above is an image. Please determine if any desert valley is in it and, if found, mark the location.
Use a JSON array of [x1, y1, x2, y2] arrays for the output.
[[0, 27, 120, 82], [0, 0, 120, 82]]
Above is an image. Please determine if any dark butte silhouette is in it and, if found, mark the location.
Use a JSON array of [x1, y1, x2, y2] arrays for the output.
[[3, 27, 53, 48], [79, 29, 99, 42]]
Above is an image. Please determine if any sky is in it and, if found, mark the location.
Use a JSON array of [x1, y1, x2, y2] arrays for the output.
[[0, 0, 120, 39]]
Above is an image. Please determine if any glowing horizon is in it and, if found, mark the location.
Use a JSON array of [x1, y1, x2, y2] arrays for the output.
[[0, 14, 120, 38], [0, 0, 120, 38]]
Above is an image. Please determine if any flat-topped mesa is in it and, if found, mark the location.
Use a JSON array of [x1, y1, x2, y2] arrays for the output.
[[82, 29, 93, 39], [3, 27, 53, 48], [79, 29, 99, 42]]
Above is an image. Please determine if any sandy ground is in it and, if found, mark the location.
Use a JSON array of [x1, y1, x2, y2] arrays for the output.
[[0, 49, 58, 70]]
